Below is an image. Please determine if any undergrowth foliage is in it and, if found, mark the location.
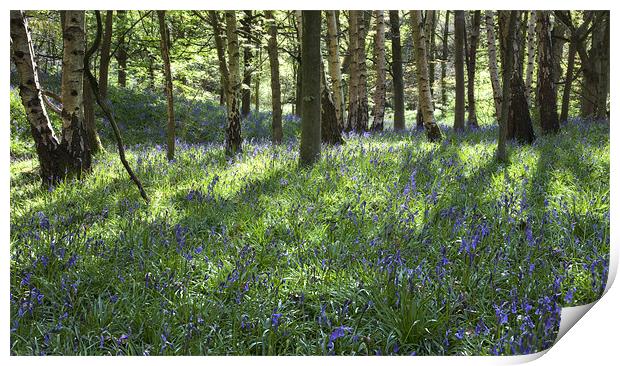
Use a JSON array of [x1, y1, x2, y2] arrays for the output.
[[10, 86, 609, 355]]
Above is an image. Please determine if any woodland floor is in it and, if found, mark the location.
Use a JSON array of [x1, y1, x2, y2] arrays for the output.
[[9, 88, 610, 355]]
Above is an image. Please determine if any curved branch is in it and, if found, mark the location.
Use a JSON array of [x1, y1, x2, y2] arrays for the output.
[[85, 10, 150, 204], [41, 90, 62, 116]]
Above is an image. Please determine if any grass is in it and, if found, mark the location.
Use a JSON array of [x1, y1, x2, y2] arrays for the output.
[[9, 86, 609, 356]]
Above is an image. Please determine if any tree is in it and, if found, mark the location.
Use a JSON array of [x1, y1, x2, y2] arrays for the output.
[[325, 10, 345, 129], [59, 10, 92, 176], [10, 10, 64, 183], [320, 61, 343, 145], [500, 11, 536, 144], [299, 11, 321, 166], [497, 11, 517, 163], [83, 17, 103, 154], [225, 11, 243, 156], [389, 11, 405, 131], [265, 10, 283, 144], [98, 10, 114, 99], [416, 10, 436, 129], [347, 10, 369, 132], [241, 10, 253, 117], [207, 11, 229, 107], [371, 10, 386, 131], [524, 11, 537, 107], [157, 11, 175, 161], [484, 10, 502, 121], [411, 10, 442, 142], [560, 41, 577, 123], [466, 11, 481, 127], [116, 10, 128, 87], [536, 11, 560, 134], [440, 11, 451, 111], [454, 10, 465, 131]]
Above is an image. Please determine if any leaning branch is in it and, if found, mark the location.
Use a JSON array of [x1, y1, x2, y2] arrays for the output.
[[85, 10, 150, 204]]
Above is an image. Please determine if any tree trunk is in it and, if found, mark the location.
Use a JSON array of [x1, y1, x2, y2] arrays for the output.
[[241, 10, 253, 118], [416, 11, 436, 129], [83, 16, 104, 154], [209, 11, 229, 107], [502, 11, 536, 144], [225, 11, 242, 156], [320, 61, 343, 145], [454, 10, 465, 131], [265, 10, 283, 144], [371, 10, 386, 131], [295, 11, 303, 117], [326, 10, 346, 129], [440, 11, 451, 112], [411, 10, 442, 142], [497, 11, 517, 163], [299, 11, 321, 166], [98, 10, 113, 99], [10, 10, 65, 184], [536, 11, 559, 134], [466, 11, 481, 128], [389, 11, 405, 131], [346, 10, 360, 132], [551, 20, 567, 103], [60, 10, 92, 177], [355, 11, 369, 132], [116, 10, 127, 87], [485, 10, 502, 121], [524, 11, 537, 107], [157, 11, 175, 161], [560, 41, 576, 123]]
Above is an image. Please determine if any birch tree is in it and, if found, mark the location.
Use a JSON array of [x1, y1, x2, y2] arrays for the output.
[[225, 11, 242, 155], [411, 10, 442, 142], [485, 10, 502, 121], [389, 10, 405, 131], [157, 10, 175, 161], [371, 10, 386, 131], [325, 10, 345, 128], [524, 11, 537, 107]]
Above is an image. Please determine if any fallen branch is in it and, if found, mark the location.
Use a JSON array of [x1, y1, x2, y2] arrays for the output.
[[84, 10, 150, 204]]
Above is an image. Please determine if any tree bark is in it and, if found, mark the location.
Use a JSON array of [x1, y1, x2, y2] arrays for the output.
[[536, 11, 559, 134], [295, 11, 303, 117], [560, 41, 576, 123], [98, 10, 113, 99], [299, 11, 321, 166], [454, 10, 465, 131], [321, 61, 343, 145], [503, 12, 536, 143], [411, 11, 442, 142], [389, 11, 405, 132], [355, 11, 369, 132], [371, 10, 386, 131], [265, 11, 283, 144], [440, 11, 451, 112], [326, 10, 346, 129], [497, 11, 517, 163], [83, 16, 104, 154], [416, 11, 436, 129], [10, 10, 65, 184], [241, 10, 253, 117], [466, 11, 481, 128], [60, 10, 92, 177], [485, 11, 502, 121], [346, 11, 360, 132], [524, 11, 537, 107], [225, 11, 242, 156], [116, 10, 127, 87], [157, 11, 175, 161], [208, 11, 229, 105]]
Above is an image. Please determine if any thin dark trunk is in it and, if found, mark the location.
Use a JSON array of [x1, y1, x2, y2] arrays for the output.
[[536, 11, 559, 134], [440, 11, 450, 111], [98, 10, 113, 99], [241, 10, 253, 117], [466, 11, 480, 128], [389, 10, 405, 131], [265, 10, 283, 144], [158, 11, 175, 161], [116, 10, 127, 87], [560, 42, 576, 123], [454, 10, 465, 131], [299, 11, 321, 166]]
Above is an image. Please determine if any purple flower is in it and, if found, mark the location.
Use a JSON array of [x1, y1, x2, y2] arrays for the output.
[[455, 328, 465, 339], [271, 313, 282, 330], [329, 325, 352, 342]]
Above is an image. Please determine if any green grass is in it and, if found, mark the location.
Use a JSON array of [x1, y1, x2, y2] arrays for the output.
[[10, 86, 609, 356]]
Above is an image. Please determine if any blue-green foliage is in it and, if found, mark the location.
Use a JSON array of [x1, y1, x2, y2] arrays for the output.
[[10, 85, 609, 356]]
